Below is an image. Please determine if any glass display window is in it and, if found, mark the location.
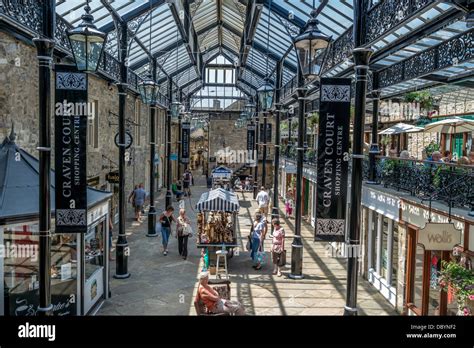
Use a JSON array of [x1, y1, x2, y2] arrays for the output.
[[83, 219, 106, 314], [2, 224, 78, 316], [391, 224, 399, 288], [413, 244, 425, 312]]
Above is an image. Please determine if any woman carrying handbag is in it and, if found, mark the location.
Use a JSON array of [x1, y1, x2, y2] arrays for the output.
[[271, 219, 286, 277], [176, 208, 192, 260]]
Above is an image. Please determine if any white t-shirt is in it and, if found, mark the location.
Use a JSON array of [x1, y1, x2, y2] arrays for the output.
[[256, 191, 269, 207]]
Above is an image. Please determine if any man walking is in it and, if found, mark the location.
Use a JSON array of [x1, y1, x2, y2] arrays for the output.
[[183, 169, 193, 197], [255, 186, 270, 219], [133, 183, 147, 221]]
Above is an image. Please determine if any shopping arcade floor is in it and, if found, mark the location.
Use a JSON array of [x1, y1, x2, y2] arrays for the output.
[[98, 173, 397, 316]]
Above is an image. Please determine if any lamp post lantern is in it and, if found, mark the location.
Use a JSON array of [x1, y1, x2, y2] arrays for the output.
[[258, 80, 274, 191], [67, 3, 107, 73], [257, 80, 275, 112], [293, 9, 331, 81], [289, 7, 331, 280]]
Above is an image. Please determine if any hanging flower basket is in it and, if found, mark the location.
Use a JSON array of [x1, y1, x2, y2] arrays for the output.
[[439, 260, 474, 316]]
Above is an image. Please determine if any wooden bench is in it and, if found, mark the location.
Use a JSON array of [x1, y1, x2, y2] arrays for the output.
[[194, 280, 231, 316]]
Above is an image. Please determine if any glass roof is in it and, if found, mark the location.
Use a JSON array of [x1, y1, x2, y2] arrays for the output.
[[53, 0, 474, 102]]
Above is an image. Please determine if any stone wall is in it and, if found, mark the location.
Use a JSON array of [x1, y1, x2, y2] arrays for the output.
[[208, 112, 275, 185], [0, 30, 166, 218]]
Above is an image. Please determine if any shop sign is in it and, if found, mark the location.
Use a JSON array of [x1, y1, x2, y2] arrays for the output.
[[54, 65, 88, 234], [418, 223, 462, 251], [285, 164, 297, 174], [362, 187, 400, 222], [181, 122, 191, 164], [106, 171, 119, 184], [315, 78, 351, 242], [87, 176, 100, 187]]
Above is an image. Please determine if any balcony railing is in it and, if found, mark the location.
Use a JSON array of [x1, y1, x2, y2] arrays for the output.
[[280, 144, 317, 166], [366, 157, 474, 210], [280, 152, 474, 211]]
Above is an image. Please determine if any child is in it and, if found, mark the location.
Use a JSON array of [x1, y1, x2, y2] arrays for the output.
[[285, 198, 293, 219]]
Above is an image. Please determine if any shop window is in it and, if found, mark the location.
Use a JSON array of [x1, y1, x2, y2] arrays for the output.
[[412, 244, 425, 311], [428, 251, 442, 315], [3, 225, 78, 316], [381, 217, 390, 280], [84, 219, 106, 314], [391, 224, 399, 287], [367, 210, 376, 270]]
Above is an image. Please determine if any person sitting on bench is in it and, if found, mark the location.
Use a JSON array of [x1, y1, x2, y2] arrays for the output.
[[172, 181, 184, 200], [197, 272, 245, 315]]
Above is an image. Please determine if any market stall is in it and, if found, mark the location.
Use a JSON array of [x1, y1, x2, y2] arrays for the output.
[[211, 166, 233, 190], [196, 188, 240, 271]]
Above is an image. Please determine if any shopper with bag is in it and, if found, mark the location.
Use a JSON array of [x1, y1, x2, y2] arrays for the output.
[[158, 206, 176, 256], [251, 212, 266, 270], [271, 219, 286, 277], [176, 208, 192, 260]]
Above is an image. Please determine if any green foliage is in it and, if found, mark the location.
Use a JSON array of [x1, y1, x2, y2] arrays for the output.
[[381, 159, 396, 176], [307, 112, 320, 130], [404, 91, 434, 110], [424, 142, 440, 157]]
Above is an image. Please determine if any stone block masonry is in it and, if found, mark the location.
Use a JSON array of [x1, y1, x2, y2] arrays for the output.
[[0, 31, 166, 218]]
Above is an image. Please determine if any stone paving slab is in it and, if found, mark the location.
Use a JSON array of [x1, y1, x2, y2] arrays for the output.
[[98, 173, 398, 316]]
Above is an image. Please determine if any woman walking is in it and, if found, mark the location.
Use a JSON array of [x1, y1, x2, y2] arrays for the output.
[[176, 208, 192, 260], [271, 219, 285, 277], [250, 212, 266, 270], [158, 206, 176, 256]]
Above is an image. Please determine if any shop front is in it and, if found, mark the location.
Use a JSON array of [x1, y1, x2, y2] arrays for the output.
[[401, 200, 473, 316], [361, 187, 402, 308], [0, 139, 112, 316], [302, 166, 317, 228]]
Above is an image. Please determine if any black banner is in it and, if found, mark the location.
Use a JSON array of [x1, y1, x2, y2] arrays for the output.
[[247, 123, 256, 166], [315, 78, 351, 242], [181, 122, 191, 164], [259, 123, 272, 143], [54, 65, 88, 233]]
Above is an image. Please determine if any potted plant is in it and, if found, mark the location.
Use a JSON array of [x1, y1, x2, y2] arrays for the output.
[[404, 91, 434, 113], [439, 260, 474, 316]]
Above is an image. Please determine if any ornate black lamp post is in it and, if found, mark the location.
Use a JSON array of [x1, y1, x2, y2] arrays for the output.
[[33, 0, 56, 316], [165, 100, 181, 207], [290, 8, 331, 280], [138, 69, 160, 237], [257, 79, 275, 190], [344, 0, 374, 316], [272, 61, 284, 233], [368, 84, 381, 185]]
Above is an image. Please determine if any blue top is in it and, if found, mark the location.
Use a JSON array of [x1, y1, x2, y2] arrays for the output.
[[252, 220, 265, 239], [134, 188, 147, 205]]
